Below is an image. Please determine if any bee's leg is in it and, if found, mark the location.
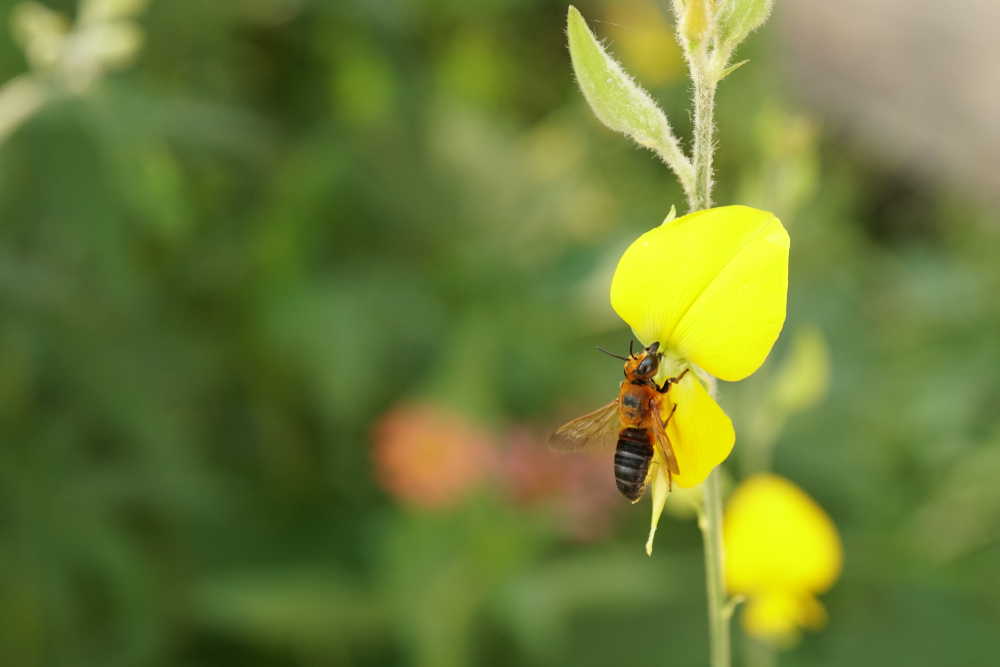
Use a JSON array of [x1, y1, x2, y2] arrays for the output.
[[657, 368, 689, 393], [662, 403, 678, 427]]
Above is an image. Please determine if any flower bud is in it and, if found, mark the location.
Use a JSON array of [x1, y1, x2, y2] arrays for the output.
[[680, 0, 714, 47], [716, 0, 773, 47], [566, 6, 674, 154]]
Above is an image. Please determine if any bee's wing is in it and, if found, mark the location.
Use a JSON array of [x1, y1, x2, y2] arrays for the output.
[[548, 399, 620, 453], [650, 402, 680, 476]]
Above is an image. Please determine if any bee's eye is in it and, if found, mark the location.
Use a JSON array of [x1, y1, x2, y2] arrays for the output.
[[637, 356, 657, 375]]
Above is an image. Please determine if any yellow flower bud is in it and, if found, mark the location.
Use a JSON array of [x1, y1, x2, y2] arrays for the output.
[[724, 474, 842, 646]]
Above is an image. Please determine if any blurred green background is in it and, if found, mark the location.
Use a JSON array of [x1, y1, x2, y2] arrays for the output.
[[2, 0, 1000, 665]]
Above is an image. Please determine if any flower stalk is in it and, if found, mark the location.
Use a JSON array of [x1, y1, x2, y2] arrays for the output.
[[690, 35, 731, 667], [701, 465, 730, 667], [697, 373, 730, 667], [681, 5, 749, 664]]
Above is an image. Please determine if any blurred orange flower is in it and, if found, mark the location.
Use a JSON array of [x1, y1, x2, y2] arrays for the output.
[[371, 404, 497, 510], [372, 405, 620, 537], [503, 427, 619, 541]]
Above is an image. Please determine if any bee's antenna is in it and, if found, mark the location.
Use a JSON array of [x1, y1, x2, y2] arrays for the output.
[[596, 346, 629, 361], [630, 340, 634, 356]]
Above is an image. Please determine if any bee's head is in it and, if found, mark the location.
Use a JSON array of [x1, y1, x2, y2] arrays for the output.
[[625, 342, 661, 380]]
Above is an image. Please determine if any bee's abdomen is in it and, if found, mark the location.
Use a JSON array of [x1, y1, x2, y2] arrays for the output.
[[614, 428, 653, 503]]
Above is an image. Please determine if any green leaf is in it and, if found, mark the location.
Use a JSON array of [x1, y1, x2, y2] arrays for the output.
[[566, 6, 675, 154], [717, 0, 774, 47]]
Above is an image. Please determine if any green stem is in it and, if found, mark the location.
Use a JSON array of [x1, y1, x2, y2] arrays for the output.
[[701, 465, 730, 667]]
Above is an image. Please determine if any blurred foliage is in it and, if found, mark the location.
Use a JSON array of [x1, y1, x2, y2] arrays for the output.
[[0, 0, 999, 666]]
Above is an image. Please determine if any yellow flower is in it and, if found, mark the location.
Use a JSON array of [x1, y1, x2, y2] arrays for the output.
[[724, 474, 843, 646], [612, 206, 787, 553], [612, 203, 787, 469]]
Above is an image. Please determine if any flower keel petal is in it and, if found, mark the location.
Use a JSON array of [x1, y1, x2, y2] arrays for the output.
[[646, 455, 670, 555]]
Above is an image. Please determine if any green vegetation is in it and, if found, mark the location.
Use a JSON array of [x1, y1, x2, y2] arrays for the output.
[[1, 1, 999, 666]]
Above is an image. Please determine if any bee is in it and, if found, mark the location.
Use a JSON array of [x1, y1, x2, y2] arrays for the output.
[[549, 341, 686, 502]]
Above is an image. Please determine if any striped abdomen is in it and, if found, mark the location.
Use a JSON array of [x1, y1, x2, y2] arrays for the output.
[[614, 427, 653, 502]]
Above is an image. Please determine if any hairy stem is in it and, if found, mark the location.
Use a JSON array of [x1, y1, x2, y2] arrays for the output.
[[690, 55, 717, 211]]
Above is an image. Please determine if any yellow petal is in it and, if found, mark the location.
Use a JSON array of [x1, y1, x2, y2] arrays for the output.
[[610, 206, 789, 381], [724, 474, 843, 595], [666, 372, 735, 488]]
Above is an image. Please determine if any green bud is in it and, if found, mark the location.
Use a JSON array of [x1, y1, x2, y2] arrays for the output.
[[566, 6, 674, 154], [716, 0, 773, 47]]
